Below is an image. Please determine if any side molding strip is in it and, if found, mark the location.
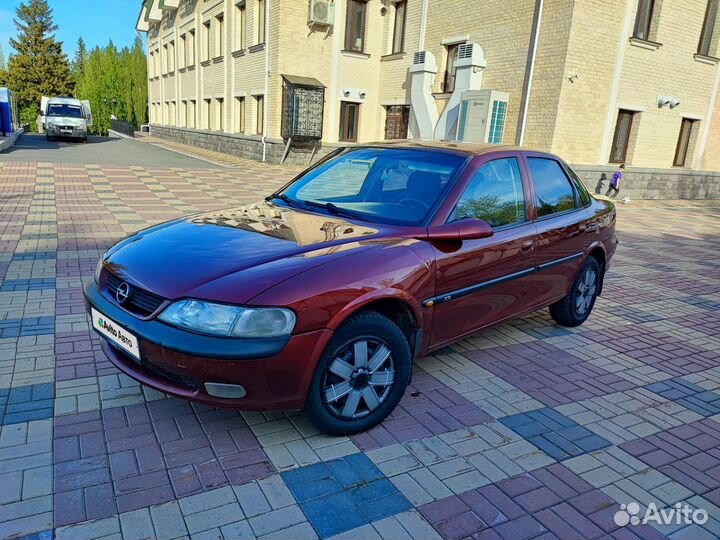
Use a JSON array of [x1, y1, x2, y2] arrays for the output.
[[422, 252, 584, 307]]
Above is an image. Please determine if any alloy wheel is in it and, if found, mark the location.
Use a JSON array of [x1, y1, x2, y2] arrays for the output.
[[575, 267, 597, 317], [322, 338, 395, 420]]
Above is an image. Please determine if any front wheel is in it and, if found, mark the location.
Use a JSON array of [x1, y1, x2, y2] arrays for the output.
[[305, 311, 411, 436], [549, 256, 601, 327]]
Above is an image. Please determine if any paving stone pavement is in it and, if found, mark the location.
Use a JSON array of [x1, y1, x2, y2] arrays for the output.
[[0, 158, 718, 539]]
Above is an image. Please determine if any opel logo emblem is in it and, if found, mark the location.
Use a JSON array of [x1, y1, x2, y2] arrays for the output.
[[116, 282, 131, 304]]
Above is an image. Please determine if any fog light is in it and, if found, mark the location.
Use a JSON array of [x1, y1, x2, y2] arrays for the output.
[[204, 382, 247, 399]]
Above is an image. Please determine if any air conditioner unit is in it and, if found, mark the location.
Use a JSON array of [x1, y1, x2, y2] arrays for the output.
[[309, 0, 335, 26], [456, 89, 510, 144]]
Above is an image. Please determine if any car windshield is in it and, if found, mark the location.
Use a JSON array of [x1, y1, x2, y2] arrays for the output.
[[280, 148, 467, 225], [47, 104, 84, 118]]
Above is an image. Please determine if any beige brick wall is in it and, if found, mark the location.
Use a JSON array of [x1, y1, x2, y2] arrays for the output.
[[612, 0, 716, 169], [423, 0, 535, 145], [551, 0, 627, 163], [144, 0, 720, 171]]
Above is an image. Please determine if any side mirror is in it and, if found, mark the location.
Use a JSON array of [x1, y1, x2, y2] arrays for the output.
[[424, 218, 494, 241]]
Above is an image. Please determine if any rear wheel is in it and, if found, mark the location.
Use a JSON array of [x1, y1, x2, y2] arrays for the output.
[[549, 256, 601, 327], [305, 311, 411, 436]]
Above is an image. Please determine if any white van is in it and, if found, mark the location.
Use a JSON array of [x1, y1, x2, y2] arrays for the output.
[[41, 97, 93, 142]]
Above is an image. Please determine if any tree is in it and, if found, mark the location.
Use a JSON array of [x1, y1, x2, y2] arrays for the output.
[[71, 37, 87, 85], [0, 45, 7, 86], [6, 0, 72, 128], [75, 38, 148, 135]]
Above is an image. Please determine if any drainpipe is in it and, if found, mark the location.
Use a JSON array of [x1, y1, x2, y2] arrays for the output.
[[418, 0, 429, 51], [516, 0, 543, 146], [262, 0, 271, 162]]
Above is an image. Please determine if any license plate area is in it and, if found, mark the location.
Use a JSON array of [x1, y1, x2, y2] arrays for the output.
[[91, 307, 140, 361]]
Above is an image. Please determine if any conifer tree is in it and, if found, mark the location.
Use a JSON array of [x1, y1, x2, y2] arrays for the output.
[[7, 0, 72, 117]]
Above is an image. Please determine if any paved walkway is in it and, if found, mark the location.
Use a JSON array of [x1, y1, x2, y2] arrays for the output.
[[0, 159, 718, 540]]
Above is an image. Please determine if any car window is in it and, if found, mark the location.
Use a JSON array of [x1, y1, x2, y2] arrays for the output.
[[452, 158, 526, 227], [528, 157, 577, 217], [296, 158, 375, 200], [283, 148, 466, 225], [565, 164, 592, 207]]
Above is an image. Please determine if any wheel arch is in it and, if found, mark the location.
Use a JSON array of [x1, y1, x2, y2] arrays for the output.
[[585, 242, 607, 296], [326, 290, 424, 357]]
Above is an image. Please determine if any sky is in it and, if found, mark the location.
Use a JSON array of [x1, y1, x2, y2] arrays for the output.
[[0, 0, 141, 60]]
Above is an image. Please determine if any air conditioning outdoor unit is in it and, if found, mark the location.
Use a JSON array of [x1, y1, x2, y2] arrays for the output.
[[456, 89, 510, 144], [309, 0, 335, 26]]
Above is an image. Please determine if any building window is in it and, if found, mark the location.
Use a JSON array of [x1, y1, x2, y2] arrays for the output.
[[255, 95, 264, 134], [345, 0, 367, 52], [443, 44, 460, 93], [180, 101, 186, 127], [392, 0, 407, 54], [168, 41, 175, 72], [610, 109, 635, 164], [162, 44, 168, 73], [339, 101, 360, 141], [674, 118, 697, 167], [170, 101, 177, 126], [203, 21, 211, 61], [216, 14, 225, 58], [179, 35, 186, 69], [216, 98, 225, 131], [633, 0, 655, 41], [699, 0, 719, 56], [187, 30, 196, 66], [204, 98, 211, 129], [235, 2, 247, 50], [257, 0, 266, 44], [384, 105, 409, 139], [235, 96, 245, 133], [189, 100, 196, 128]]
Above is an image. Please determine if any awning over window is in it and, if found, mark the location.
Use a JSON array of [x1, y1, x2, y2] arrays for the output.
[[281, 75, 326, 89]]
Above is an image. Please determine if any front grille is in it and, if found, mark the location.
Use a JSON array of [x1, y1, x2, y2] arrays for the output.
[[105, 270, 166, 317]]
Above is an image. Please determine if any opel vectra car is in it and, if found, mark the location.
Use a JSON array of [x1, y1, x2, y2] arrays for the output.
[[85, 142, 617, 435]]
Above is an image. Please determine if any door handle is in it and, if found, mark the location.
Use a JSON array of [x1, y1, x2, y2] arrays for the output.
[[521, 240, 534, 253]]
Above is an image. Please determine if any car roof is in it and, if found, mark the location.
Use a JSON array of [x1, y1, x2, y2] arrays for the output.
[[356, 140, 528, 156], [47, 97, 82, 105]]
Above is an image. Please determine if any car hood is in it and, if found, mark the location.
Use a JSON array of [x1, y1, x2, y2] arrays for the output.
[[103, 201, 404, 303]]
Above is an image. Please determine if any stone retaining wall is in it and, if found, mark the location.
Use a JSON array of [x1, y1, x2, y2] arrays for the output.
[[149, 126, 720, 199], [572, 165, 720, 200], [149, 125, 338, 167]]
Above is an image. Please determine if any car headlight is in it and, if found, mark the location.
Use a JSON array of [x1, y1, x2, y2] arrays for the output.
[[47, 122, 55, 129], [158, 300, 296, 338], [94, 258, 104, 283]]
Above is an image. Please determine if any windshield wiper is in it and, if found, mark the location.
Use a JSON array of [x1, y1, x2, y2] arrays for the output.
[[265, 193, 305, 210], [301, 200, 370, 222]]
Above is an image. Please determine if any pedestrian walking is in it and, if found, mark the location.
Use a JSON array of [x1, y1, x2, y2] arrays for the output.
[[606, 164, 625, 198]]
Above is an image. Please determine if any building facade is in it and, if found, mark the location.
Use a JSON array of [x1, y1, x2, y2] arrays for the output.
[[137, 0, 720, 183]]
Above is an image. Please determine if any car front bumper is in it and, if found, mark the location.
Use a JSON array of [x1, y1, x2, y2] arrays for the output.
[[46, 125, 86, 139], [83, 279, 332, 410]]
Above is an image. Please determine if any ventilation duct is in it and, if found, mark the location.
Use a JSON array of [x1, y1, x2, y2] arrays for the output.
[[434, 43, 486, 141], [408, 50, 439, 140]]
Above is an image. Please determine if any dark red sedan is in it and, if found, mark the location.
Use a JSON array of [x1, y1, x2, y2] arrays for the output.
[[85, 142, 617, 435]]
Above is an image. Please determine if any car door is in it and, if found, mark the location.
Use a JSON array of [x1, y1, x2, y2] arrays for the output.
[[428, 154, 539, 347], [523, 153, 593, 308]]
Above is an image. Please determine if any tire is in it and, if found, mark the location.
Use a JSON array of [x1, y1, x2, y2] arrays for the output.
[[305, 311, 412, 436], [549, 256, 601, 327]]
